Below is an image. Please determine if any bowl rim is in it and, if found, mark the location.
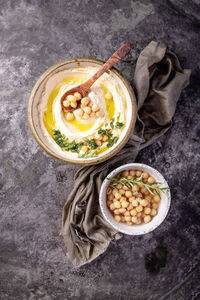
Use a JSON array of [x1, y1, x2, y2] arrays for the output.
[[99, 163, 171, 235], [27, 57, 137, 165]]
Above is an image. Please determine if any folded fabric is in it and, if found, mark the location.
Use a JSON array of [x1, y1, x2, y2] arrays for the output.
[[62, 41, 191, 267]]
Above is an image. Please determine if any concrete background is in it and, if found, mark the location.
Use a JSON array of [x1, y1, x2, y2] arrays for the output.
[[0, 0, 200, 299]]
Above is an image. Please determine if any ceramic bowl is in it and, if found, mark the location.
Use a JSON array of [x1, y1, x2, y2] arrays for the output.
[[27, 58, 136, 165], [99, 163, 171, 235]]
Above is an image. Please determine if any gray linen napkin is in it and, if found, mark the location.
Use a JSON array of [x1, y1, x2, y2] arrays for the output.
[[62, 41, 191, 267]]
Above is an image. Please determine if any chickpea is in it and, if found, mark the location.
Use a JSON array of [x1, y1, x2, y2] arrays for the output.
[[74, 92, 82, 100], [121, 216, 125, 222], [63, 100, 70, 107], [81, 145, 89, 153], [119, 208, 126, 214], [145, 195, 152, 202], [136, 205, 143, 212], [121, 170, 129, 177], [142, 172, 149, 179], [90, 112, 95, 117], [102, 135, 108, 142], [81, 97, 90, 106], [151, 209, 157, 216], [140, 199, 148, 207], [108, 193, 114, 201], [82, 113, 90, 120], [125, 216, 131, 222], [123, 185, 129, 191], [136, 170, 142, 177], [66, 112, 74, 121], [137, 192, 143, 198], [67, 95, 77, 102], [83, 106, 92, 114], [95, 140, 102, 147], [120, 196, 126, 202], [121, 201, 129, 208], [112, 189, 117, 196], [91, 103, 99, 112], [109, 203, 115, 211], [119, 189, 125, 195], [144, 215, 151, 223], [129, 170, 135, 177], [114, 215, 121, 222], [152, 203, 158, 209], [148, 176, 155, 184], [127, 204, 133, 211], [116, 183, 122, 189], [137, 212, 142, 217], [125, 191, 132, 198], [132, 216, 138, 224], [77, 108, 84, 117], [81, 103, 86, 109], [124, 211, 130, 216], [114, 201, 121, 209], [94, 133, 103, 140], [144, 207, 151, 215], [129, 196, 136, 203], [113, 209, 120, 215], [105, 91, 112, 100], [132, 200, 138, 207], [136, 218, 142, 225], [106, 187, 112, 195], [153, 195, 160, 202], [107, 200, 112, 206], [126, 221, 133, 225], [96, 111, 102, 118], [115, 193, 121, 200], [140, 186, 147, 194], [132, 184, 139, 192], [130, 209, 137, 216]]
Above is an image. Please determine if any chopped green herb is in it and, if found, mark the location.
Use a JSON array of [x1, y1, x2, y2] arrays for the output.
[[107, 136, 119, 148], [115, 122, 124, 129], [110, 118, 115, 129], [87, 138, 98, 149], [98, 128, 113, 137], [53, 130, 83, 153]]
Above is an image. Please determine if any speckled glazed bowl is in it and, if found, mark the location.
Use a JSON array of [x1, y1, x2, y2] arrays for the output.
[[99, 163, 171, 235], [27, 58, 136, 165]]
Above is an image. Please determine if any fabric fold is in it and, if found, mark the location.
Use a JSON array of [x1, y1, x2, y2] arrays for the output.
[[62, 41, 191, 267]]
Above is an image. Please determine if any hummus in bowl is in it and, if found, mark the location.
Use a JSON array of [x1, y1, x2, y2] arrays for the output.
[[28, 58, 136, 165]]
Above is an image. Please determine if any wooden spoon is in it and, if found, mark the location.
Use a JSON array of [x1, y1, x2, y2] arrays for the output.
[[61, 43, 131, 112]]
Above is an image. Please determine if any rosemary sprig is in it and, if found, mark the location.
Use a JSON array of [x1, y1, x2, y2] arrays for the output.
[[107, 174, 168, 198]]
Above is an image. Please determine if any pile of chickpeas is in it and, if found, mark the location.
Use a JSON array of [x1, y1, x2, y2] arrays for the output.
[[81, 132, 109, 153], [106, 169, 160, 225], [63, 92, 102, 121]]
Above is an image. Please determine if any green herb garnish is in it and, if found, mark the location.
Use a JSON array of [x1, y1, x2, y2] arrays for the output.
[[115, 122, 124, 129], [107, 173, 168, 198], [110, 118, 115, 129], [98, 128, 113, 137], [107, 136, 119, 148], [53, 130, 83, 153], [85, 138, 98, 149]]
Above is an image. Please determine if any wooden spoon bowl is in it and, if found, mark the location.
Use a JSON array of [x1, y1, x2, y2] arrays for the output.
[[61, 43, 131, 112]]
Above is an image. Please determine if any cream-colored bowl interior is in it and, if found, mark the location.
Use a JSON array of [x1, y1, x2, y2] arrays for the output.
[[99, 163, 171, 235], [27, 58, 136, 165]]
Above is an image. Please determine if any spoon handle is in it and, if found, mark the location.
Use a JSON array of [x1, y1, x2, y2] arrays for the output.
[[80, 43, 131, 96]]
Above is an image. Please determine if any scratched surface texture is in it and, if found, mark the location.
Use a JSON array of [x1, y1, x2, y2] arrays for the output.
[[0, 0, 200, 299]]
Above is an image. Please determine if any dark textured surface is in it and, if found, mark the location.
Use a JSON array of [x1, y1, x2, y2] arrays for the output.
[[0, 1, 200, 300]]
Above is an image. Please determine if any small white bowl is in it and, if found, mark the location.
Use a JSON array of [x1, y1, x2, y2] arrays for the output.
[[99, 163, 171, 235]]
